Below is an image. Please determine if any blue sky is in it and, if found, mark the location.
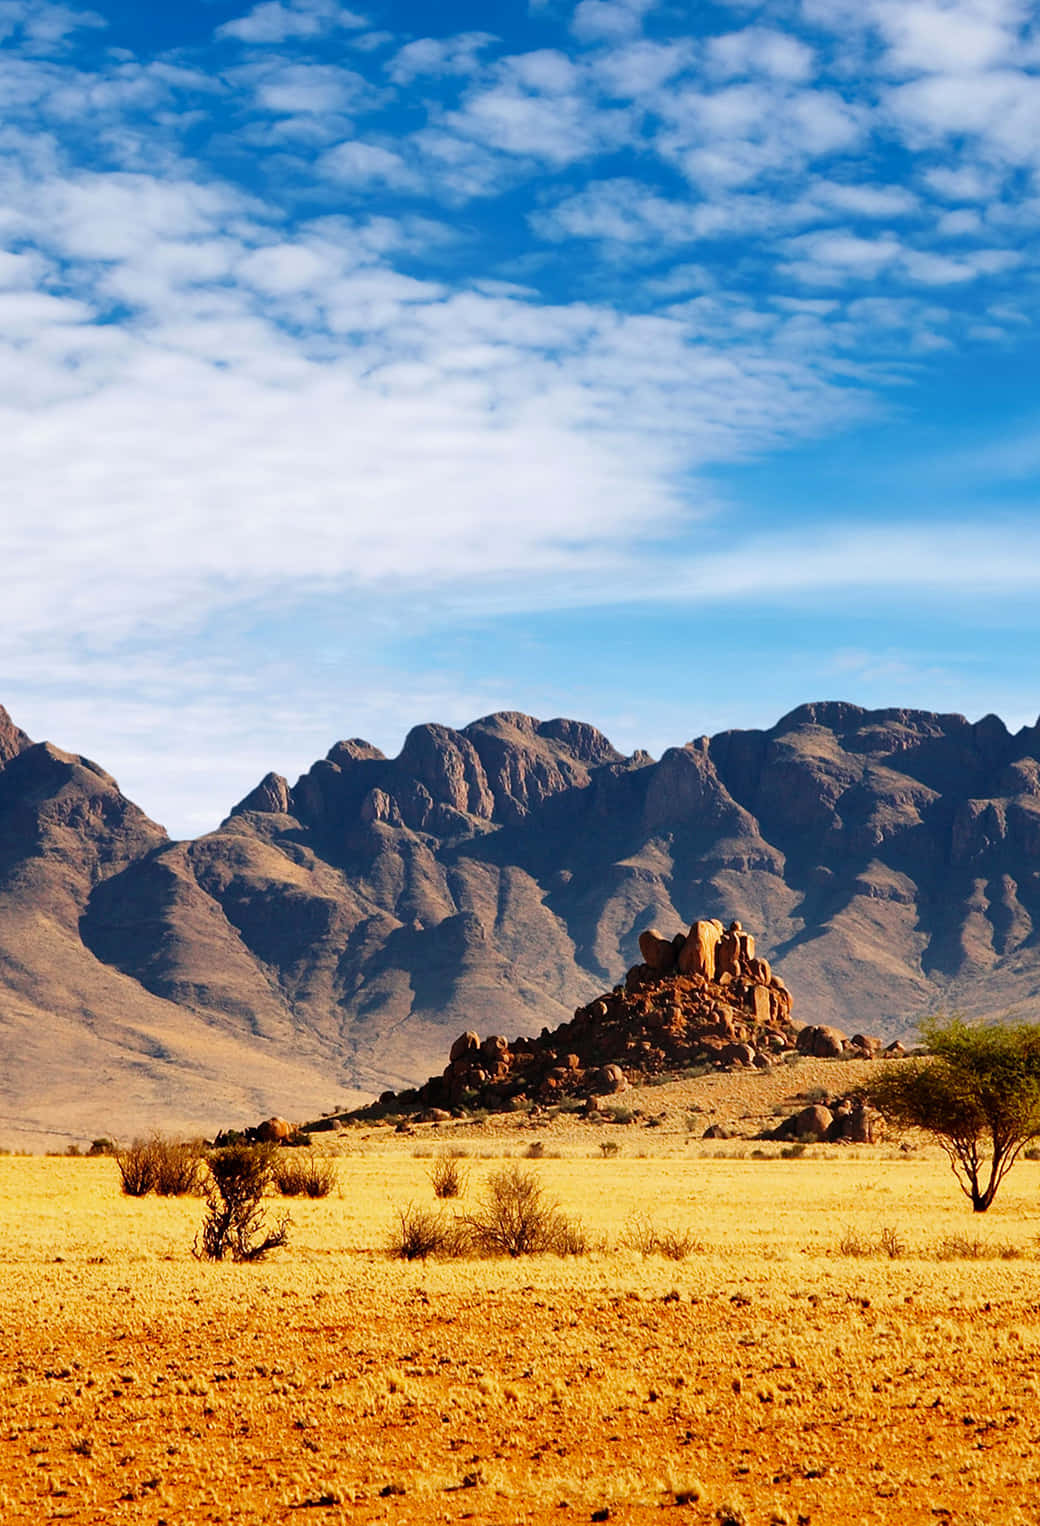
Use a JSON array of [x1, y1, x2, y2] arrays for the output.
[[3, 0, 1040, 835]]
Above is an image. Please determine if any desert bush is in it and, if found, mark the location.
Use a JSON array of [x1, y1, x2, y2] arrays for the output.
[[621, 1213, 702, 1260], [387, 1204, 470, 1260], [117, 1135, 205, 1197], [116, 1139, 155, 1196], [524, 1141, 545, 1160], [152, 1138, 206, 1197], [837, 1226, 873, 1257], [465, 1164, 584, 1257], [934, 1232, 987, 1260], [878, 1225, 905, 1259], [194, 1144, 289, 1262], [933, 1233, 1024, 1261], [599, 1139, 620, 1157], [837, 1225, 907, 1258], [428, 1152, 468, 1199], [272, 1150, 336, 1198]]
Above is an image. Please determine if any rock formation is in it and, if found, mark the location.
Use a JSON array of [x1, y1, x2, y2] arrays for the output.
[[374, 917, 808, 1115]]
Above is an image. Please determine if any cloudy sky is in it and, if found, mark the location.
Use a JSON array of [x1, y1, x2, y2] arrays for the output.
[[3, 0, 1040, 835]]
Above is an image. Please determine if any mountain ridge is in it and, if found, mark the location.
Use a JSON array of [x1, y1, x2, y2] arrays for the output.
[[2, 698, 1040, 1148]]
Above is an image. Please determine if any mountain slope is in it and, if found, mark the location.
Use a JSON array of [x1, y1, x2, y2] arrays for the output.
[[3, 700, 1040, 1145]]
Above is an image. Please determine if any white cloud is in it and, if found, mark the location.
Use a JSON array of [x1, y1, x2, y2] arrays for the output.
[[387, 33, 496, 86], [707, 27, 815, 83], [870, 0, 1023, 75], [319, 139, 415, 186], [591, 39, 693, 97], [218, 0, 366, 45], [571, 0, 655, 44], [0, 1, 105, 49], [250, 61, 371, 115]]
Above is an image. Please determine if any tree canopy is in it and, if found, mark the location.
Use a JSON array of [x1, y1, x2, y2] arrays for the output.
[[865, 1016, 1040, 1212]]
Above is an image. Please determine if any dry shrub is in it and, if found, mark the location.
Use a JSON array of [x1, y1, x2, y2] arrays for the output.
[[152, 1138, 205, 1197], [878, 1225, 905, 1260], [934, 1233, 1025, 1261], [837, 1225, 907, 1258], [837, 1226, 873, 1257], [428, 1152, 468, 1200], [116, 1138, 155, 1197], [272, 1150, 336, 1198], [194, 1144, 289, 1262], [621, 1212, 702, 1260], [465, 1163, 586, 1257], [387, 1204, 470, 1260], [116, 1134, 204, 1197]]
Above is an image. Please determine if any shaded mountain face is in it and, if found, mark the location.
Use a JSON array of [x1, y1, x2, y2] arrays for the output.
[[3, 700, 1040, 1145]]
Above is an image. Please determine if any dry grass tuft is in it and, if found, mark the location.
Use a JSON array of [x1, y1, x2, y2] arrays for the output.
[[427, 1152, 468, 1199], [621, 1212, 703, 1260], [271, 1151, 336, 1198]]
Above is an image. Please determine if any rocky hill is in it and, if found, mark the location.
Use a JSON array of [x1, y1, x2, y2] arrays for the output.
[[2, 700, 1040, 1146]]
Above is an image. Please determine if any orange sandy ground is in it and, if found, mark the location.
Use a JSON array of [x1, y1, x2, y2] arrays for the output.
[[5, 1152, 1040, 1526]]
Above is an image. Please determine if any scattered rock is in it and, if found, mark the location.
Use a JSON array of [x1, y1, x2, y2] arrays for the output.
[[794, 1103, 834, 1141], [253, 1116, 293, 1144], [796, 1024, 848, 1059]]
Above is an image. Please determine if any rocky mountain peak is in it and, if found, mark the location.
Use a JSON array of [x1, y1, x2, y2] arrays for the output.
[[0, 705, 31, 767]]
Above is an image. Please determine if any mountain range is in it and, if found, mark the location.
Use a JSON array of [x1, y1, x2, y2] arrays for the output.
[[2, 698, 1039, 1149]]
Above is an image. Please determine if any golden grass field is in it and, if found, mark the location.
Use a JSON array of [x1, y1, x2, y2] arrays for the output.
[[7, 1103, 1040, 1526]]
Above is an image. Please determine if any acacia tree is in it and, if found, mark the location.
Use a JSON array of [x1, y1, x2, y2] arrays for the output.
[[865, 1017, 1040, 1211]]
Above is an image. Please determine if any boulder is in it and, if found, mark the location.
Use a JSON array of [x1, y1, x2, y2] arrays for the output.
[[449, 1031, 480, 1063], [678, 919, 722, 980], [590, 1063, 628, 1095], [828, 1099, 885, 1144], [795, 1024, 848, 1059], [794, 1104, 834, 1141], [721, 1042, 756, 1068], [702, 1123, 733, 1139], [418, 1108, 452, 1124], [255, 1116, 293, 1144], [850, 1033, 882, 1057], [638, 927, 677, 973], [715, 927, 742, 980], [749, 984, 772, 1024]]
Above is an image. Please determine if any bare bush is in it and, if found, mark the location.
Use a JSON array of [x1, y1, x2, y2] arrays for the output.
[[152, 1138, 206, 1197], [837, 1225, 908, 1258], [387, 1204, 470, 1260], [116, 1139, 155, 1197], [194, 1144, 289, 1262], [428, 1153, 468, 1200], [116, 1135, 205, 1197], [837, 1226, 873, 1257], [272, 1151, 337, 1198], [621, 1213, 703, 1260], [878, 1225, 905, 1260], [465, 1164, 584, 1257]]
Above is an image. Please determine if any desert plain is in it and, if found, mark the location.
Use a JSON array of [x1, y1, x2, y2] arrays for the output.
[[7, 1063, 1040, 1526]]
